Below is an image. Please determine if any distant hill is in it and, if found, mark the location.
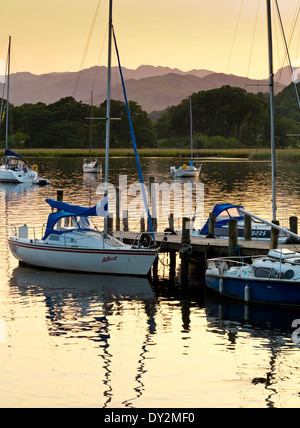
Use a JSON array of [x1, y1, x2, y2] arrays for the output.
[[1, 64, 295, 114]]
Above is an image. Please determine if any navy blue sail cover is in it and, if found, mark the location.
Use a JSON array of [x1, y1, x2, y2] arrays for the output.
[[46, 197, 108, 217], [200, 204, 244, 234], [5, 149, 22, 158], [43, 197, 108, 240]]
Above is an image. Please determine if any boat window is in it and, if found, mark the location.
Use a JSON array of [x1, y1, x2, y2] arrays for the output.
[[285, 270, 294, 279], [48, 234, 76, 243], [54, 216, 79, 231], [227, 207, 241, 218], [78, 216, 90, 229], [216, 211, 230, 222], [48, 234, 60, 241], [254, 267, 272, 278]]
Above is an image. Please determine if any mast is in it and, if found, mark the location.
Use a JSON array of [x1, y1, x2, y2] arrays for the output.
[[190, 98, 193, 166], [267, 0, 276, 221], [104, 0, 113, 236], [89, 91, 93, 161], [5, 36, 11, 157]]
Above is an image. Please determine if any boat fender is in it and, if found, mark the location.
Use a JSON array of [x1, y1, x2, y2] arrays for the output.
[[139, 233, 152, 248], [219, 278, 223, 294], [183, 164, 187, 170], [244, 285, 250, 302], [32, 164, 38, 172]]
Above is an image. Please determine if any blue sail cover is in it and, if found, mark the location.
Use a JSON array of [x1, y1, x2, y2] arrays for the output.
[[46, 197, 108, 217], [5, 149, 22, 158], [200, 204, 244, 234], [43, 197, 108, 240]]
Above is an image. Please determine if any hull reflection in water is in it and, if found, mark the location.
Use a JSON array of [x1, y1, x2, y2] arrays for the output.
[[10, 266, 157, 407], [11, 266, 156, 299]]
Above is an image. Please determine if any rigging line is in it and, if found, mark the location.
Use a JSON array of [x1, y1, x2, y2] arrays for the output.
[[112, 27, 155, 242], [91, 23, 109, 95], [274, 0, 300, 89], [275, 0, 300, 115], [0, 49, 8, 133], [246, 0, 261, 81], [72, 0, 102, 99], [224, 0, 245, 81]]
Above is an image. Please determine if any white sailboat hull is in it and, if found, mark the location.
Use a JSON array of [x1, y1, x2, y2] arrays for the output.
[[8, 238, 158, 276], [83, 160, 102, 174], [0, 166, 39, 183], [170, 165, 201, 177]]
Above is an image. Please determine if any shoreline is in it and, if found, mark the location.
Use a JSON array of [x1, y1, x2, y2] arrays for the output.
[[0, 148, 299, 159]]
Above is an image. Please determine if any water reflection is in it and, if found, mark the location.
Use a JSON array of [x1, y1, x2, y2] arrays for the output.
[[9, 266, 158, 407], [1, 157, 300, 407], [205, 292, 300, 408]]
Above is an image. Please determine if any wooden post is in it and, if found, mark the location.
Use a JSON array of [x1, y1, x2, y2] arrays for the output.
[[57, 190, 63, 202], [116, 188, 120, 231], [208, 212, 215, 237], [270, 220, 279, 249], [123, 209, 128, 231], [228, 218, 238, 256], [140, 217, 145, 232], [56, 190, 63, 212], [244, 214, 252, 240], [180, 217, 191, 285], [169, 213, 174, 230], [290, 216, 298, 235], [169, 250, 176, 281], [149, 176, 157, 232], [107, 214, 113, 234]]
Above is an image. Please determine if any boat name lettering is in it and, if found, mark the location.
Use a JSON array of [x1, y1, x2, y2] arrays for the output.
[[102, 256, 118, 263], [252, 230, 267, 237]]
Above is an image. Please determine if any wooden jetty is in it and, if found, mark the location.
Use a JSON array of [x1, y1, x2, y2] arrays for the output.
[[112, 214, 300, 283], [55, 190, 300, 283]]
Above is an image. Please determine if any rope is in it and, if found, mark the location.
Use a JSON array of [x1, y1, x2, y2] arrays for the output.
[[179, 243, 193, 258], [228, 245, 242, 259]]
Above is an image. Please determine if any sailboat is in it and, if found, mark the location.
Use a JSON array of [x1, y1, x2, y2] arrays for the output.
[[83, 91, 102, 174], [170, 98, 201, 178], [0, 37, 49, 185], [8, 0, 159, 276], [205, 0, 300, 306]]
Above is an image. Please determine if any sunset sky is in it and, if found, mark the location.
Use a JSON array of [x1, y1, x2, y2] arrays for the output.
[[0, 0, 300, 79]]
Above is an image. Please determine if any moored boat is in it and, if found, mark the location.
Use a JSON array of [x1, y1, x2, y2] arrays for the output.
[[205, 248, 300, 306], [8, 198, 158, 276], [0, 37, 49, 185]]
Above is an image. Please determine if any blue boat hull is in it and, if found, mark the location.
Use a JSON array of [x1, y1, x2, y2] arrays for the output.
[[205, 274, 300, 306]]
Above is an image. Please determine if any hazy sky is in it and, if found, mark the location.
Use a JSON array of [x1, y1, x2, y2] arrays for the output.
[[1, 0, 300, 78]]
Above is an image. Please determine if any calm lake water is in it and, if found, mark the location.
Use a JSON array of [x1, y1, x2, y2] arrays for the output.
[[1, 156, 300, 409]]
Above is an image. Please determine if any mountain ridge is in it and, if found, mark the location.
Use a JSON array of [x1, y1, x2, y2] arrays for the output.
[[1, 64, 295, 113]]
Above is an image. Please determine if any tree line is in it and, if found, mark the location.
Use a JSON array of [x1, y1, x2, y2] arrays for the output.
[[156, 85, 300, 149], [1, 83, 299, 150], [0, 97, 157, 150]]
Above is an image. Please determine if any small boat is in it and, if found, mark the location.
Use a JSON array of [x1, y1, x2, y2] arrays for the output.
[[205, 248, 300, 306], [190, 203, 288, 242], [83, 158, 102, 174], [170, 163, 200, 178], [170, 98, 201, 178], [0, 149, 49, 185], [8, 198, 158, 276], [0, 37, 49, 185]]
